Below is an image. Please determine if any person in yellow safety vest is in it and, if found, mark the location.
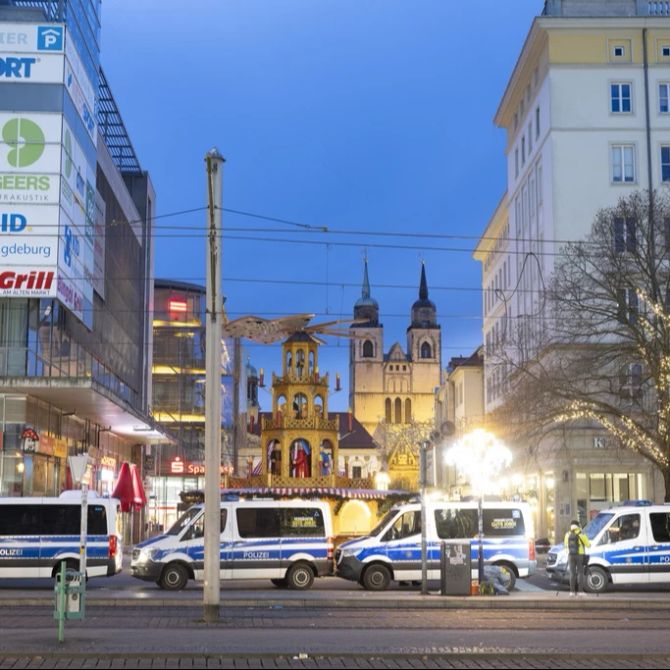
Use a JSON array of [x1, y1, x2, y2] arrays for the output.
[[564, 520, 591, 596]]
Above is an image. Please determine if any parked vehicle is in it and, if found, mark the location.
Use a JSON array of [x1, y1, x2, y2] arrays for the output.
[[131, 498, 334, 590], [0, 491, 122, 580], [546, 502, 670, 593], [335, 500, 536, 590]]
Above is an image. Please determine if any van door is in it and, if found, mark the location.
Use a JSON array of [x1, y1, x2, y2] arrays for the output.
[[231, 507, 283, 580], [379, 510, 422, 581], [648, 510, 670, 584], [181, 509, 231, 580], [0, 505, 41, 578], [599, 512, 649, 586]]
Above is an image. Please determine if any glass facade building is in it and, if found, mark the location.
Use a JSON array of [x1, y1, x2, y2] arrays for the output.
[[0, 0, 158, 510]]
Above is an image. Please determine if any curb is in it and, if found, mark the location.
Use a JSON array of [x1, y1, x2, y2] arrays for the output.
[[4, 595, 670, 609]]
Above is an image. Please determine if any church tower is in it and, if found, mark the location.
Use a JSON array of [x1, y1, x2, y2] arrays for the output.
[[406, 263, 442, 423], [349, 259, 384, 435]]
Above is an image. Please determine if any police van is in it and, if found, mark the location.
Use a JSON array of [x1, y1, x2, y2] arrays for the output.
[[131, 498, 334, 590], [546, 502, 670, 593], [335, 500, 536, 590], [0, 491, 122, 579]]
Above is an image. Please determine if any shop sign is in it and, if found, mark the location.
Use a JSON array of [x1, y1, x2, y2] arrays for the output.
[[167, 457, 230, 477], [100, 455, 116, 470], [20, 426, 39, 452]]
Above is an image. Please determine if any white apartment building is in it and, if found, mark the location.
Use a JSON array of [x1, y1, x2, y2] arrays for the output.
[[475, 0, 669, 541]]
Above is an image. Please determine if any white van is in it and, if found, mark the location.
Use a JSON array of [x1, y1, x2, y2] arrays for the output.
[[131, 498, 334, 590], [336, 500, 536, 590], [0, 491, 123, 579], [546, 502, 670, 593]]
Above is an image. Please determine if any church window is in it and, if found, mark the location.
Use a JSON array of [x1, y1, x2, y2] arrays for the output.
[[362, 340, 374, 358], [421, 342, 432, 359], [395, 398, 402, 424], [385, 398, 392, 423], [405, 399, 412, 423]]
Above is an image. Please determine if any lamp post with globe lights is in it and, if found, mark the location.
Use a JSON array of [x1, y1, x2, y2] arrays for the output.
[[444, 429, 512, 587]]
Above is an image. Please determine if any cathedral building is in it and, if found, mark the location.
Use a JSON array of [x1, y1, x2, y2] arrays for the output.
[[349, 262, 442, 490]]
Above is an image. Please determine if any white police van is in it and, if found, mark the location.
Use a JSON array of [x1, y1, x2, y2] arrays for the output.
[[131, 498, 334, 590], [546, 501, 670, 593], [335, 500, 536, 590], [0, 491, 122, 579]]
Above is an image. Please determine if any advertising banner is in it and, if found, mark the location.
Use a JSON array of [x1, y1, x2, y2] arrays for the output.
[[64, 34, 96, 143]]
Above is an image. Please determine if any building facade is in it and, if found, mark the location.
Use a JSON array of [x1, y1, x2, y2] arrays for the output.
[[476, 0, 669, 541], [349, 261, 442, 490], [0, 1, 160, 511]]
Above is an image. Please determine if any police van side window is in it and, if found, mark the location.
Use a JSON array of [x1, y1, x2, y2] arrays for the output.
[[237, 508, 280, 538], [602, 513, 641, 544], [183, 510, 227, 541], [482, 509, 525, 537], [382, 511, 421, 542], [650, 513, 670, 543], [280, 509, 325, 537], [42, 505, 107, 535], [435, 509, 478, 539], [0, 505, 41, 535]]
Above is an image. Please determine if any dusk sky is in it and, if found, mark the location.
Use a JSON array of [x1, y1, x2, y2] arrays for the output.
[[101, 0, 541, 411]]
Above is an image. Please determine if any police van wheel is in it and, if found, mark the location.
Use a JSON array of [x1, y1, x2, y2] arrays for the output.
[[362, 564, 391, 591], [495, 563, 517, 590], [52, 560, 79, 581], [585, 566, 608, 594], [271, 578, 289, 588], [159, 563, 189, 591], [286, 563, 315, 590]]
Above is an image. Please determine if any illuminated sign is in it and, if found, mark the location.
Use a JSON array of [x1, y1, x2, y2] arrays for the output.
[[168, 298, 188, 314]]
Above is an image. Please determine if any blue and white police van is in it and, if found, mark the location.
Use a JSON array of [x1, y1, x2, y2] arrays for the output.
[[0, 491, 122, 580], [335, 500, 536, 590], [546, 502, 670, 593], [131, 498, 334, 590]]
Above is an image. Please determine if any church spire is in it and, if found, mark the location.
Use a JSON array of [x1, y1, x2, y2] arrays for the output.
[[353, 257, 379, 327], [410, 262, 437, 328], [362, 257, 371, 300], [419, 261, 428, 301]]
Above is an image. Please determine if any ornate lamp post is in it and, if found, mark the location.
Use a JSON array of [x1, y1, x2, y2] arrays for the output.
[[444, 429, 512, 586]]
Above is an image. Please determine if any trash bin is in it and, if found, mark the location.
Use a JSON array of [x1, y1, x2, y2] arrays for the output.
[[53, 567, 86, 620], [440, 541, 471, 596]]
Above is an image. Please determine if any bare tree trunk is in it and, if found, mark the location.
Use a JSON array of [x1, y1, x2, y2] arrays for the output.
[[663, 468, 670, 503]]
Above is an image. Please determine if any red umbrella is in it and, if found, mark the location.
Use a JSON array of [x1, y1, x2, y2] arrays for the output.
[[130, 463, 147, 510], [111, 462, 135, 512]]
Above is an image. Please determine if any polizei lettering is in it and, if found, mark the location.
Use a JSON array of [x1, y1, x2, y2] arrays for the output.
[[0, 548, 22, 557], [0, 57, 36, 78], [0, 270, 54, 291]]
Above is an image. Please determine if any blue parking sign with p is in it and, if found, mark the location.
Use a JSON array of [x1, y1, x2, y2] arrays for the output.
[[37, 26, 64, 51]]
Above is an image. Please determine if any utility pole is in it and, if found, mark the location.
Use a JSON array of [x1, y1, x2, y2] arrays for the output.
[[420, 440, 429, 595], [203, 148, 224, 623]]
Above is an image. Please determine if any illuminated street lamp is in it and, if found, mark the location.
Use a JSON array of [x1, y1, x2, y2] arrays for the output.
[[444, 429, 512, 586]]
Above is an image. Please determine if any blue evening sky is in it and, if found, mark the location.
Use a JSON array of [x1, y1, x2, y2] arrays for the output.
[[100, 0, 540, 412]]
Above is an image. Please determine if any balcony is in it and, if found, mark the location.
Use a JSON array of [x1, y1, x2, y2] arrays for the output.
[[261, 415, 338, 432]]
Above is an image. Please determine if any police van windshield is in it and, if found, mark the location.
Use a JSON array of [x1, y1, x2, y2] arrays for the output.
[[582, 512, 614, 540], [166, 507, 202, 536]]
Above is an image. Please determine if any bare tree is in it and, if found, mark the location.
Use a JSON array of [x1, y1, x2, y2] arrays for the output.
[[493, 190, 670, 501]]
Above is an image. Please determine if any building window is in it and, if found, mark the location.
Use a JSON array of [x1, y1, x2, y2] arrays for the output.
[[515, 148, 519, 178], [385, 398, 392, 423], [405, 398, 412, 423], [617, 288, 638, 325], [362, 340, 374, 358], [394, 398, 402, 424], [535, 106, 540, 139], [611, 145, 635, 183], [613, 45, 625, 58], [613, 217, 637, 253], [662, 146, 670, 182], [611, 83, 632, 113], [352, 465, 362, 479], [528, 123, 533, 153], [659, 83, 670, 113], [420, 342, 432, 359], [521, 136, 526, 165]]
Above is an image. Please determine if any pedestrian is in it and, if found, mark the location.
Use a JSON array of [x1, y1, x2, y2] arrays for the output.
[[564, 520, 590, 596]]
